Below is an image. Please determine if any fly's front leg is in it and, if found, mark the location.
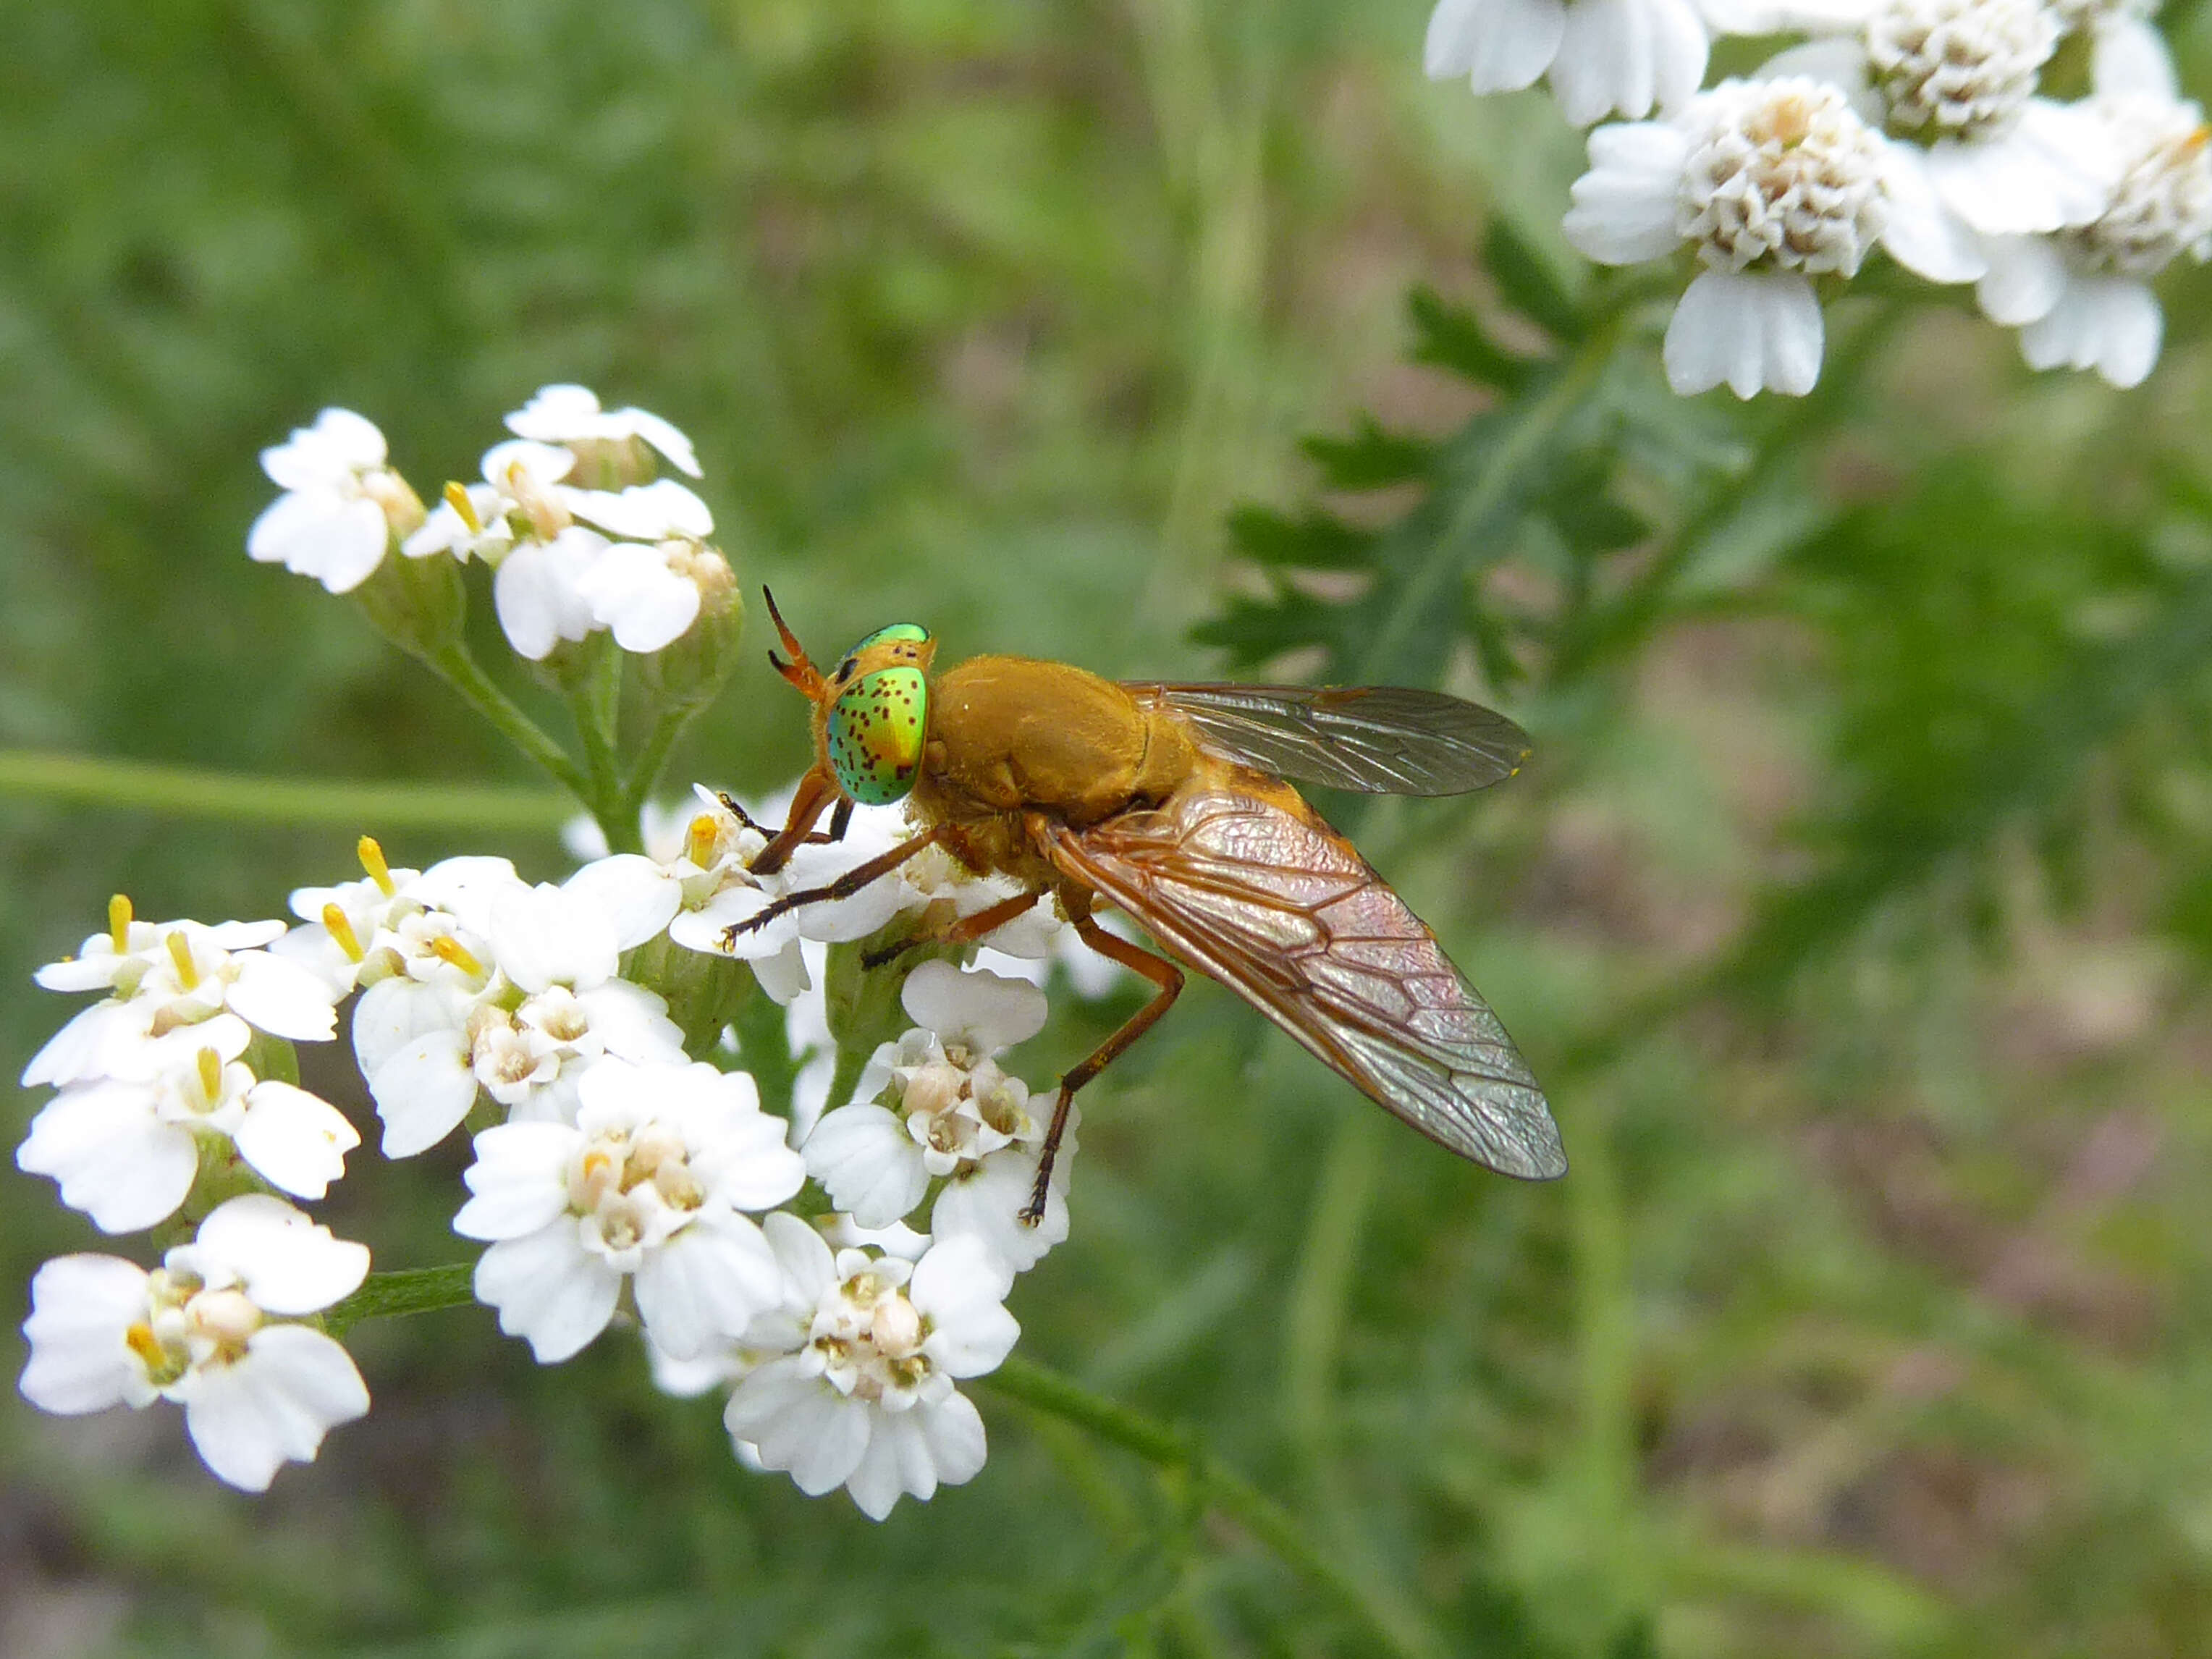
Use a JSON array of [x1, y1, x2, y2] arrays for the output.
[[1022, 911, 1183, 1226], [722, 824, 950, 949], [717, 792, 854, 849]]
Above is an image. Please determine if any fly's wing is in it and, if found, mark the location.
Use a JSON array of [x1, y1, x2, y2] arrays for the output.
[[1039, 781, 1565, 1179], [1122, 683, 1531, 796]]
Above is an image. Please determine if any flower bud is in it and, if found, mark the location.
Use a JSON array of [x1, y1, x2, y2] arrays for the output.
[[350, 534, 468, 661]]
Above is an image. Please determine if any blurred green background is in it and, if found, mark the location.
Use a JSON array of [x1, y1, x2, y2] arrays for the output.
[[10, 1, 2212, 1655]]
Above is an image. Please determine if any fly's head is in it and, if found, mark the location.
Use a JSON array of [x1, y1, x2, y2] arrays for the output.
[[764, 591, 934, 806]]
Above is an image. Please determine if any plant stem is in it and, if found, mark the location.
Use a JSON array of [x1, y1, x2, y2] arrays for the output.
[[984, 1355, 1445, 1659], [426, 645, 591, 801], [567, 638, 641, 853], [623, 702, 701, 820], [0, 749, 573, 832], [322, 1263, 477, 1338]]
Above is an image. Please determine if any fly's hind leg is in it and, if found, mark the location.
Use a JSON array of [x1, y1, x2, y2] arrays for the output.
[[1023, 911, 1183, 1225]]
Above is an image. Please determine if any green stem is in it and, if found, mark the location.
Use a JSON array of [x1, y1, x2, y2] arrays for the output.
[[322, 1263, 476, 1338], [984, 1356, 1443, 1659], [426, 645, 591, 801], [568, 638, 640, 853], [623, 702, 701, 820], [0, 749, 573, 832]]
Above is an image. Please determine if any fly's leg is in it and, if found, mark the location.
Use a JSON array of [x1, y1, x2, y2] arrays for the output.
[[748, 766, 840, 877], [718, 792, 853, 848], [1022, 913, 1183, 1225], [722, 823, 950, 948], [858, 887, 1045, 971]]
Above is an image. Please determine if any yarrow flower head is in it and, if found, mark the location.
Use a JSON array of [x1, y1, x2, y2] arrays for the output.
[[804, 961, 1076, 1274], [247, 409, 423, 594], [722, 1215, 1017, 1519], [1977, 90, 2212, 384], [1565, 76, 1985, 394], [455, 1057, 806, 1363], [18, 1196, 371, 1491]]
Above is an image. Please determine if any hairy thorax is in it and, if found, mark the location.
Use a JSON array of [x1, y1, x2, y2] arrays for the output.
[[910, 656, 1201, 885]]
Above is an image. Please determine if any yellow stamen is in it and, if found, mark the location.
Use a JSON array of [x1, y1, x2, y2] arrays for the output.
[[196, 1047, 224, 1102], [322, 903, 366, 963], [358, 835, 394, 896], [443, 479, 484, 534], [166, 931, 199, 990], [109, 893, 132, 955], [686, 814, 720, 869], [430, 934, 485, 978], [124, 1322, 167, 1372]]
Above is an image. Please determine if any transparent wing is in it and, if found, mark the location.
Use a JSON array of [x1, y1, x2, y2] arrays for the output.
[[1123, 682, 1531, 796], [1040, 780, 1564, 1180]]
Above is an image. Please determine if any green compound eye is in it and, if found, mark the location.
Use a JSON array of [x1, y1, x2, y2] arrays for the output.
[[827, 666, 929, 805], [852, 622, 930, 654]]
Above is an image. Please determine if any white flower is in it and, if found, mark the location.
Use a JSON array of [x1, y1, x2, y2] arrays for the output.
[[402, 481, 518, 565], [1769, 0, 2122, 235], [353, 858, 681, 1154], [1565, 77, 1985, 397], [24, 903, 340, 1090], [18, 1196, 371, 1492], [494, 524, 608, 662], [1424, 0, 1716, 127], [246, 409, 418, 594], [804, 963, 1070, 1270], [17, 1013, 360, 1232], [722, 1216, 1016, 1520], [455, 1058, 806, 1363], [571, 536, 718, 654], [1977, 93, 2212, 386], [274, 841, 519, 997], [505, 384, 702, 480]]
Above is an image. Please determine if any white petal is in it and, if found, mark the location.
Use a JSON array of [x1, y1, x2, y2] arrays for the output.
[[1563, 122, 1694, 264], [562, 856, 682, 950], [727, 1361, 873, 1495], [1925, 104, 2122, 236], [761, 1210, 837, 1308], [491, 883, 619, 995], [481, 437, 577, 491], [182, 1325, 368, 1491], [227, 953, 339, 1042], [911, 1237, 1020, 1376], [901, 960, 1048, 1053], [235, 1081, 360, 1199], [1975, 233, 2068, 325], [1552, 0, 1708, 126], [575, 546, 704, 654], [2021, 275, 2163, 389], [454, 1121, 581, 1239], [566, 479, 714, 541], [17, 1082, 198, 1233], [248, 494, 390, 594], [805, 1105, 932, 1228], [1878, 141, 1986, 284], [844, 1413, 924, 1519], [22, 999, 153, 1088], [668, 885, 801, 961], [1427, 0, 1566, 92], [931, 1145, 1072, 1275], [368, 1028, 478, 1158], [194, 1194, 371, 1314], [493, 532, 601, 662], [2094, 17, 2178, 98], [916, 1390, 988, 1488], [622, 408, 702, 478], [633, 1212, 783, 1359], [19, 1254, 150, 1414], [352, 976, 464, 1078], [571, 981, 686, 1063], [1664, 268, 1824, 398], [473, 1222, 622, 1363]]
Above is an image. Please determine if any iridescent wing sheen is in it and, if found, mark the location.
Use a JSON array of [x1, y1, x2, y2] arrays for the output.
[[1039, 780, 1565, 1180], [1122, 683, 1532, 796]]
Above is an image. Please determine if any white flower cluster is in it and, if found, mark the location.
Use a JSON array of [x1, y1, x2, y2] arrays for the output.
[[17, 786, 1120, 1519], [1432, 0, 2210, 392], [15, 897, 369, 1490], [248, 385, 735, 659]]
